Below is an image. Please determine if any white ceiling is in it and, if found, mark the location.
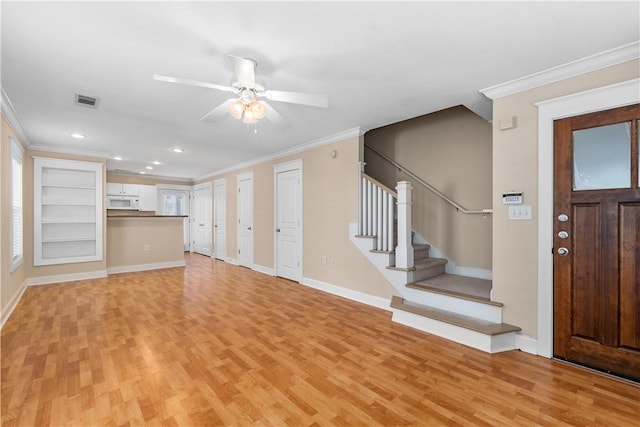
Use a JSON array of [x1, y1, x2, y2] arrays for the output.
[[2, 1, 638, 180]]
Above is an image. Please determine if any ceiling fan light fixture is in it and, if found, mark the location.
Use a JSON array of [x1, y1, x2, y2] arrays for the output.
[[249, 100, 267, 119], [242, 109, 258, 124], [228, 100, 245, 119]]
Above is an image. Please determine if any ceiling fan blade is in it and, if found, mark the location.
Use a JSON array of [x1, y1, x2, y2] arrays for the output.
[[153, 74, 236, 93], [201, 99, 235, 123], [265, 103, 289, 129], [228, 55, 256, 86], [263, 90, 328, 108]]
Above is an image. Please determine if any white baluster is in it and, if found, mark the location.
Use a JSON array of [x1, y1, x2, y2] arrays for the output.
[[388, 194, 395, 252], [395, 181, 413, 269], [376, 187, 383, 250], [382, 191, 388, 251], [366, 180, 373, 235], [372, 184, 378, 247]]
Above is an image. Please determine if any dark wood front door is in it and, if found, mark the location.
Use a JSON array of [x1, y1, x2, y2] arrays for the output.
[[553, 104, 640, 381]]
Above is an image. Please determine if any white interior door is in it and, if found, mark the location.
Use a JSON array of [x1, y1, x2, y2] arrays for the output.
[[214, 178, 227, 261], [237, 172, 253, 267], [275, 161, 302, 281], [191, 184, 212, 256]]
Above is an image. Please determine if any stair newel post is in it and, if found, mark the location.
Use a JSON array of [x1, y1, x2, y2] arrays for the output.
[[395, 181, 414, 269], [358, 162, 365, 235]]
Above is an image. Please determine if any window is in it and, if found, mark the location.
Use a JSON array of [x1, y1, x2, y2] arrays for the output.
[[10, 137, 24, 271]]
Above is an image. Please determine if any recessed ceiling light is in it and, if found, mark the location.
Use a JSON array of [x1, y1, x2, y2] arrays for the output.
[[139, 171, 146, 175], [70, 133, 86, 139], [173, 148, 184, 153], [152, 161, 161, 165], [145, 166, 153, 170], [112, 156, 123, 161]]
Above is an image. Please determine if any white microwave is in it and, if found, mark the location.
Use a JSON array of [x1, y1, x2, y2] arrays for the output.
[[107, 196, 139, 210]]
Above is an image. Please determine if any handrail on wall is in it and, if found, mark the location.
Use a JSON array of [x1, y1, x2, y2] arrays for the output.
[[364, 144, 493, 215]]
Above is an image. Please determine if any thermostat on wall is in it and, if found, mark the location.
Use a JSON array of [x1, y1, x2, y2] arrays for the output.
[[502, 192, 523, 205]]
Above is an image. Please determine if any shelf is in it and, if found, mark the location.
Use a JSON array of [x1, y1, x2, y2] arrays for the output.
[[41, 184, 96, 190], [42, 237, 96, 243], [42, 218, 96, 224], [42, 203, 97, 207]]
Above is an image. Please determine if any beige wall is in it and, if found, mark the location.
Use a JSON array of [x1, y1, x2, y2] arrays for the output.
[[365, 106, 493, 271], [202, 136, 396, 299], [24, 149, 107, 278], [1, 116, 26, 316], [491, 59, 640, 337], [107, 217, 184, 267]]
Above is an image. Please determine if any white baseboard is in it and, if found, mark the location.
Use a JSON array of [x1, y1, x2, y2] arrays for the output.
[[1, 281, 27, 329], [26, 270, 108, 286], [516, 334, 538, 355], [252, 264, 275, 276], [107, 260, 185, 275], [226, 257, 239, 265], [300, 276, 392, 312]]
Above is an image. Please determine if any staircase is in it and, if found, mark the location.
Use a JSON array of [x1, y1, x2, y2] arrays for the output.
[[352, 165, 520, 353]]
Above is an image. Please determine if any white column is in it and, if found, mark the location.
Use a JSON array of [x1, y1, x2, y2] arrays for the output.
[[395, 181, 413, 269]]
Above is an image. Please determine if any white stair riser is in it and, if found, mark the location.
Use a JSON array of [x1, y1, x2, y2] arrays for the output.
[[402, 287, 502, 323], [391, 309, 517, 354]]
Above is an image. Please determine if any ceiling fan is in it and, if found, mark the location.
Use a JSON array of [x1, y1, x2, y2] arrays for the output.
[[153, 55, 328, 127]]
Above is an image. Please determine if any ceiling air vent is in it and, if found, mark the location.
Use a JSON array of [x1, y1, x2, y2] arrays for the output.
[[74, 93, 100, 108]]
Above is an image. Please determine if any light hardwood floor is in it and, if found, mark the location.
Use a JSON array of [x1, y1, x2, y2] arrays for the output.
[[2, 254, 639, 426]]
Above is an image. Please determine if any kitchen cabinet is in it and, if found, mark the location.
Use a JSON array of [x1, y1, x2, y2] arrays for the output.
[[34, 157, 103, 266], [107, 183, 139, 196], [138, 184, 157, 211]]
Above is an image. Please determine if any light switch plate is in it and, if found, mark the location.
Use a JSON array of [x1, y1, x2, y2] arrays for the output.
[[509, 205, 532, 220]]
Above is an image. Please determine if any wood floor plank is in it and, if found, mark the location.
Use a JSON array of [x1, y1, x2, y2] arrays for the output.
[[2, 253, 639, 426]]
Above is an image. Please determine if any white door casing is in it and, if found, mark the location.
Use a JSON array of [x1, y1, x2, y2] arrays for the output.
[[191, 183, 212, 256], [214, 178, 227, 261], [274, 160, 302, 281], [237, 172, 254, 268], [535, 78, 640, 358]]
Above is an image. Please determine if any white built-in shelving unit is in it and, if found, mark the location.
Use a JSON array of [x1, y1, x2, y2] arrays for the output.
[[34, 157, 103, 266]]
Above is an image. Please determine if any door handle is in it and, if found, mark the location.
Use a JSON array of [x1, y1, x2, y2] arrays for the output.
[[199, 223, 204, 226], [214, 225, 218, 228], [276, 228, 281, 232], [248, 226, 252, 230]]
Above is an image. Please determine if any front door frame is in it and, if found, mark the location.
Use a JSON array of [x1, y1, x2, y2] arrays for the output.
[[535, 78, 640, 358]]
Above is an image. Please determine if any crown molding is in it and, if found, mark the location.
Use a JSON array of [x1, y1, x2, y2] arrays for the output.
[[480, 41, 640, 100], [106, 169, 193, 183], [196, 127, 368, 181], [1, 89, 31, 145], [28, 144, 112, 159]]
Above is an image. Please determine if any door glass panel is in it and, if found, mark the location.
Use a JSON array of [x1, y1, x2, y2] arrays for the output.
[[573, 122, 630, 190]]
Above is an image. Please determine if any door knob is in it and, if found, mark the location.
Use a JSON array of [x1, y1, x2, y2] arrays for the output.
[[558, 231, 569, 239], [248, 226, 252, 230], [276, 228, 281, 232], [557, 247, 569, 256]]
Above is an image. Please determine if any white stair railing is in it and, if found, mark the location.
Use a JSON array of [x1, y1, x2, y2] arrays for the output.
[[357, 162, 398, 254]]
